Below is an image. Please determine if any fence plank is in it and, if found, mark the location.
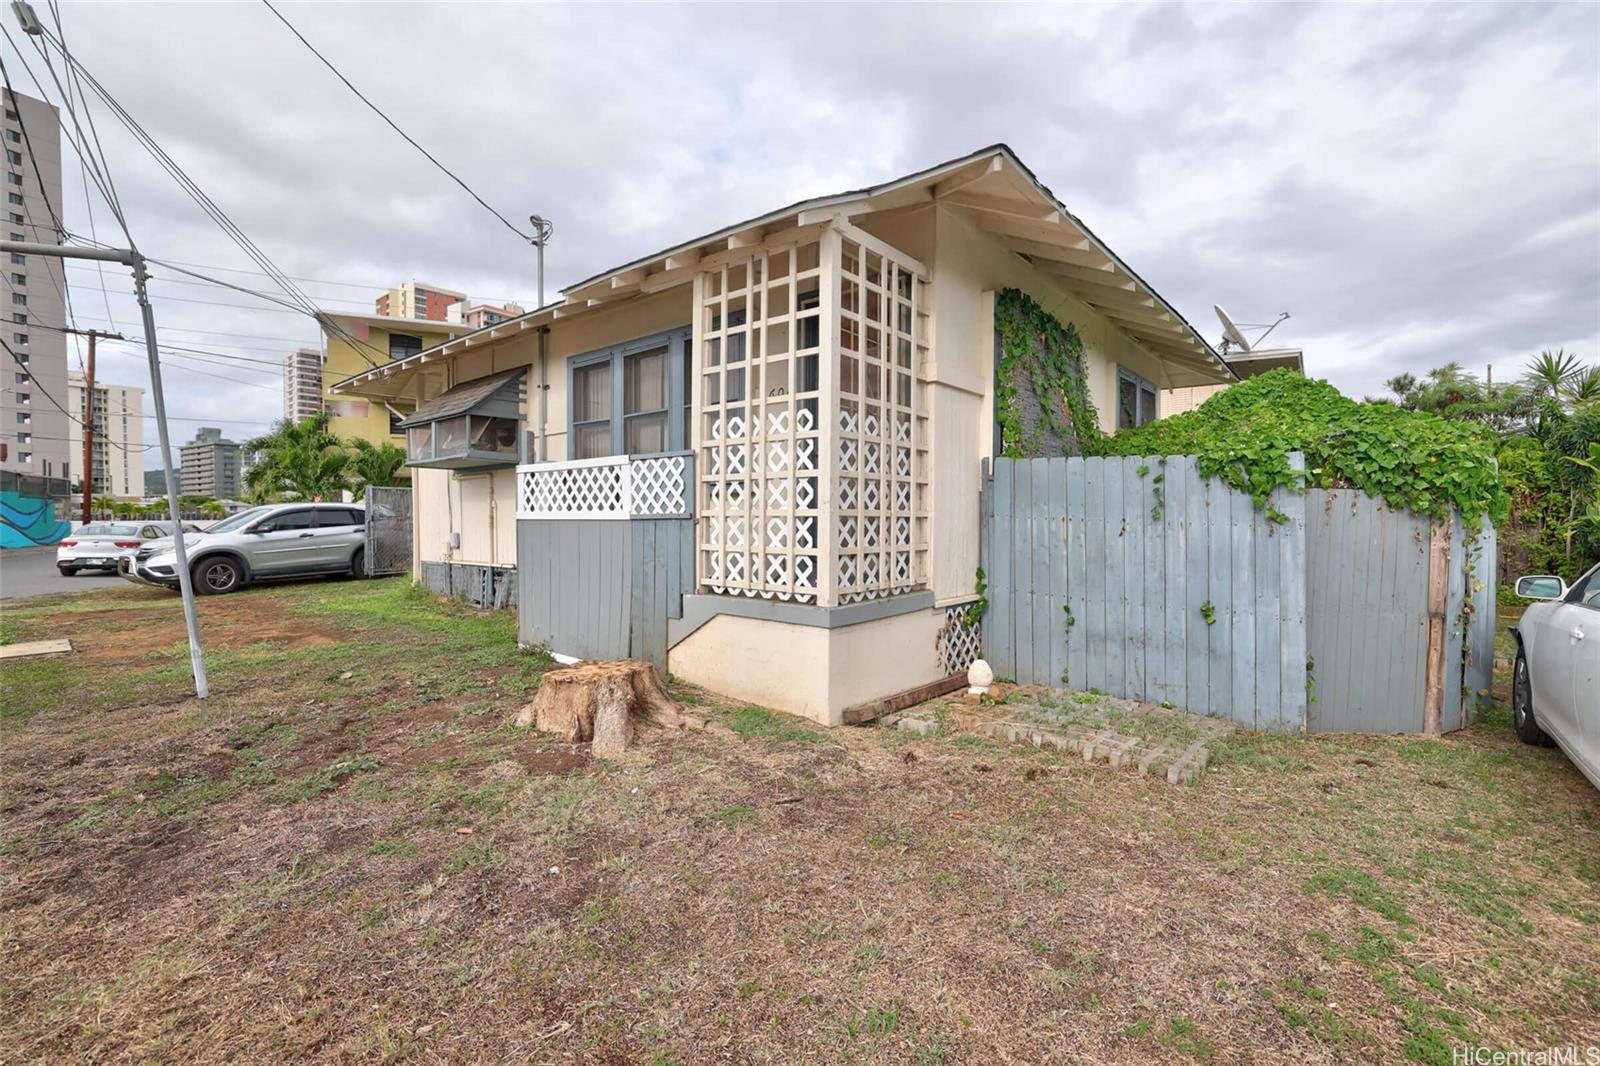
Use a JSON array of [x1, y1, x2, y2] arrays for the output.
[[1047, 458, 1069, 689], [1066, 459, 1087, 691], [1183, 457, 1210, 716], [1104, 459, 1126, 694], [1031, 461, 1054, 685], [1083, 458, 1107, 694], [1163, 457, 1187, 710], [991, 459, 1015, 682], [1014, 460, 1036, 684], [1204, 472, 1233, 717]]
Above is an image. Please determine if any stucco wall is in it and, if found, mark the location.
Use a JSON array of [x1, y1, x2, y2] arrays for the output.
[[922, 205, 1178, 603], [668, 607, 945, 727], [323, 320, 461, 448]]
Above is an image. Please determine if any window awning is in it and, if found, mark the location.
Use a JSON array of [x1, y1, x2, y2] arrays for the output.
[[397, 367, 523, 428], [402, 369, 525, 470]]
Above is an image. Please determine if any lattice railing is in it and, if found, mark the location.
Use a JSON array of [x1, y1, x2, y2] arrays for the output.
[[936, 602, 982, 676], [518, 452, 692, 520]]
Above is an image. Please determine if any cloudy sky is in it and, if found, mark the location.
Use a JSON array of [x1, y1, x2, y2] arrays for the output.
[[5, 1, 1597, 471]]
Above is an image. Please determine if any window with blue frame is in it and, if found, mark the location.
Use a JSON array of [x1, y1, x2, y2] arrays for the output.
[[569, 326, 691, 459], [1116, 365, 1158, 429]]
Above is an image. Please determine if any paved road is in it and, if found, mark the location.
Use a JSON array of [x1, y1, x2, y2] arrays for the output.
[[0, 547, 127, 600]]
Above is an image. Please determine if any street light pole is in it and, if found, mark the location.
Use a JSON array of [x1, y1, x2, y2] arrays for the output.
[[3, 239, 209, 702]]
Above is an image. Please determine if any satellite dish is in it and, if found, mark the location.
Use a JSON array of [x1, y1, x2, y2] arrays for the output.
[[1214, 305, 1251, 354]]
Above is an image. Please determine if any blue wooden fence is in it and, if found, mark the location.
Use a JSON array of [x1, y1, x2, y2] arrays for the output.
[[981, 454, 1307, 732], [982, 456, 1495, 734]]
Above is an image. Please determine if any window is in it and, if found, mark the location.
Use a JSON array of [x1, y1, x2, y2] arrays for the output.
[[623, 346, 669, 453], [16, 391, 27, 404], [253, 509, 314, 533], [389, 332, 422, 360], [315, 508, 363, 528], [7, 232, 20, 241], [16, 450, 28, 462], [571, 360, 611, 459], [13, 371, 25, 383], [568, 327, 689, 460], [1565, 565, 1600, 612], [9, 253, 23, 265], [6, 172, 20, 186], [7, 211, 19, 222], [5, 150, 18, 165], [1116, 366, 1158, 429], [389, 407, 403, 434], [4, 130, 16, 143], [5, 109, 17, 120], [11, 312, 24, 323], [10, 273, 22, 285], [16, 411, 29, 423], [11, 293, 24, 306], [13, 332, 25, 345], [7, 193, 22, 205], [16, 431, 28, 442]]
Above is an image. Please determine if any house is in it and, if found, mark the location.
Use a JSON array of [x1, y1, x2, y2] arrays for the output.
[[317, 311, 471, 450], [448, 302, 525, 330], [1163, 345, 1304, 416], [332, 145, 1236, 725]]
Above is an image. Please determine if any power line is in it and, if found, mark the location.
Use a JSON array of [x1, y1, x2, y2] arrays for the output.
[[261, 0, 532, 244]]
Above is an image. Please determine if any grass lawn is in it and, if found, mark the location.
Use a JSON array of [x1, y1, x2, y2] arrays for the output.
[[1, 578, 1596, 1063]]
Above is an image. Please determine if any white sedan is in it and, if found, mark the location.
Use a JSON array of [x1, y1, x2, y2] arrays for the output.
[[1513, 563, 1600, 788]]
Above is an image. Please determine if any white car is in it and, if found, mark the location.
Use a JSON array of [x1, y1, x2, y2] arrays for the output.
[[57, 521, 197, 576], [1512, 563, 1600, 788]]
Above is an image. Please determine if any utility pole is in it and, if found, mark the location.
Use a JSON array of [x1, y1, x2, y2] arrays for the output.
[[63, 327, 124, 521], [528, 214, 553, 463], [2, 239, 208, 702]]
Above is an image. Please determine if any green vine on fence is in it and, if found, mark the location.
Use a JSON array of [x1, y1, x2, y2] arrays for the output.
[[1104, 370, 1509, 525], [994, 288, 1103, 458]]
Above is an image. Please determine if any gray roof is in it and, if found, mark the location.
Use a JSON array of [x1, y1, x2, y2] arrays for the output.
[[397, 368, 524, 428]]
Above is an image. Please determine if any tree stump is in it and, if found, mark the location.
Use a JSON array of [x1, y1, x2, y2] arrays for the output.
[[515, 660, 680, 756]]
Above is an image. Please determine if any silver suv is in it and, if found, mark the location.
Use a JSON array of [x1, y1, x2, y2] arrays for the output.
[[121, 503, 367, 595]]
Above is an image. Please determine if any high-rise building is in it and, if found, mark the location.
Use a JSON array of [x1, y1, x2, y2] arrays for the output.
[[375, 280, 466, 322], [283, 346, 323, 423], [447, 302, 524, 330], [179, 426, 242, 499], [66, 372, 144, 498], [0, 88, 69, 486]]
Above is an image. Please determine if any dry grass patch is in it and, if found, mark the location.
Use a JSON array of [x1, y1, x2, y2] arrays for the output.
[[1, 583, 1596, 1063]]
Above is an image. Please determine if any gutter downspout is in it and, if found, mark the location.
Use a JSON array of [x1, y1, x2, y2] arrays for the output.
[[537, 325, 550, 462]]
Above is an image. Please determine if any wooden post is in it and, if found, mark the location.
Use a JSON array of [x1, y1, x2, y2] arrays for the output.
[[65, 328, 122, 521], [1422, 519, 1451, 735]]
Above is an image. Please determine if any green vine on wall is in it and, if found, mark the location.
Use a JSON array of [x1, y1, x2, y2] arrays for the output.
[[994, 288, 1104, 458]]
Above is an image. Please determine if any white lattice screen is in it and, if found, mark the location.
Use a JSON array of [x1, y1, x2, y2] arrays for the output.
[[696, 241, 823, 601], [834, 235, 928, 604], [695, 225, 928, 607]]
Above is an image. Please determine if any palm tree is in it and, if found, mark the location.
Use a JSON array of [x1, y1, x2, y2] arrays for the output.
[[1525, 348, 1582, 397], [244, 415, 351, 502], [346, 438, 408, 500], [1563, 366, 1600, 411]]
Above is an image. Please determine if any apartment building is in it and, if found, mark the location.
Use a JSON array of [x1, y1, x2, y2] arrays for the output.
[[374, 280, 466, 322], [283, 346, 323, 422], [66, 372, 144, 498], [446, 302, 524, 330], [179, 426, 243, 499], [0, 88, 69, 485]]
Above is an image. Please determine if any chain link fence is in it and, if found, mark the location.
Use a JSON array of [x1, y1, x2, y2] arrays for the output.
[[364, 486, 413, 577]]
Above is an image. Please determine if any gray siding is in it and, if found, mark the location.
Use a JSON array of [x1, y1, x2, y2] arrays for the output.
[[516, 516, 694, 671]]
